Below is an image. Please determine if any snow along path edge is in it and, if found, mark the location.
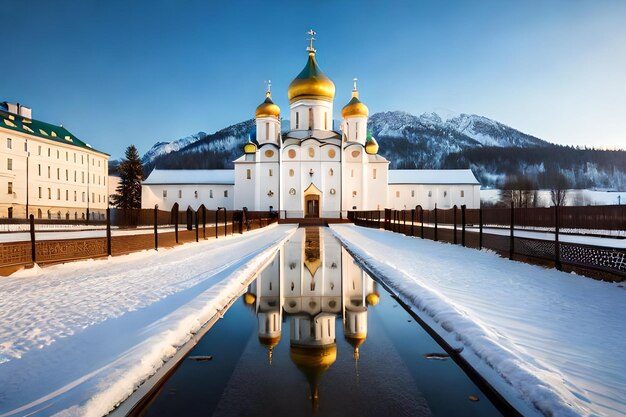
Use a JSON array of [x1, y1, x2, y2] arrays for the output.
[[0, 224, 297, 417], [329, 224, 582, 417]]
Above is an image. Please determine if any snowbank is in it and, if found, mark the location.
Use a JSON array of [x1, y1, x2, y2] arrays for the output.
[[331, 224, 626, 417], [0, 224, 296, 417]]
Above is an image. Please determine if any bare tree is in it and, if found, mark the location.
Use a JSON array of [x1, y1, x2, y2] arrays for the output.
[[550, 172, 570, 207], [501, 176, 538, 208]]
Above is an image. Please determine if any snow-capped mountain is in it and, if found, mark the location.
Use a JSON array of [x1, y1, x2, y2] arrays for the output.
[[131, 110, 625, 190], [141, 132, 207, 165]]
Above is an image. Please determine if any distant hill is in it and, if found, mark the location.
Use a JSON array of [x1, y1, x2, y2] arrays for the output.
[[111, 111, 625, 190]]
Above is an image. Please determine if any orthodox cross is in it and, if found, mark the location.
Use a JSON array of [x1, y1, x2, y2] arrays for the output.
[[353, 78, 358, 91], [307, 29, 317, 52], [265, 80, 272, 94]]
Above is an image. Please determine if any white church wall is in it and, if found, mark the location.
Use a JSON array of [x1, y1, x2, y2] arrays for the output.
[[258, 161, 279, 211], [388, 184, 481, 210], [343, 116, 368, 145], [234, 162, 257, 210], [289, 99, 333, 131], [142, 184, 234, 211], [365, 162, 389, 210], [256, 117, 280, 145]]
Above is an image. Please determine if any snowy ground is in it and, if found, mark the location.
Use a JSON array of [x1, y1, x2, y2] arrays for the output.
[[330, 224, 626, 417], [0, 224, 296, 417]]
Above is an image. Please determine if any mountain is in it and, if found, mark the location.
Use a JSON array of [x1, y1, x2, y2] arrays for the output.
[[128, 111, 625, 190]]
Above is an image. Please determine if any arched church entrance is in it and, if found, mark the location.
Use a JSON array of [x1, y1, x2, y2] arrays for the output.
[[303, 183, 322, 218]]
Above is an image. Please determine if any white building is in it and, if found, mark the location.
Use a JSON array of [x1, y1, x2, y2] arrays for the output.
[[1, 102, 109, 220], [141, 34, 480, 216]]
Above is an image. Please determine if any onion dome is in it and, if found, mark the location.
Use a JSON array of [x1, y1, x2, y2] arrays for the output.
[[342, 79, 369, 118], [288, 50, 335, 104], [366, 292, 380, 305], [243, 138, 257, 154], [244, 292, 256, 305], [255, 91, 280, 119], [365, 137, 379, 155]]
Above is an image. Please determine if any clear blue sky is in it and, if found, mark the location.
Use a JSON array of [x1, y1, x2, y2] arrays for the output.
[[3, 0, 625, 159]]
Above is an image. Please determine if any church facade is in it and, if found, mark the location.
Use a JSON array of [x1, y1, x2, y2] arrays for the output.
[[142, 36, 480, 216]]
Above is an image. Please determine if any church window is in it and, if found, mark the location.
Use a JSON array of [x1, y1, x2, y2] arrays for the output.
[[162, 189, 168, 198], [194, 190, 198, 199], [246, 169, 251, 179], [444, 191, 447, 197], [66, 190, 69, 200], [324, 112, 328, 129], [328, 168, 333, 176], [6, 138, 11, 149], [74, 191, 77, 201], [48, 188, 52, 199], [289, 169, 294, 177], [308, 108, 313, 129], [351, 169, 354, 178], [66, 152, 68, 161], [269, 282, 272, 291], [57, 168, 60, 179], [74, 171, 77, 182], [265, 149, 274, 158], [289, 188, 296, 195], [411, 190, 415, 197], [7, 158, 12, 170], [66, 170, 68, 181], [355, 122, 358, 138], [288, 149, 296, 159], [269, 169, 273, 176], [396, 191, 400, 198], [224, 190, 228, 197], [82, 192, 85, 202], [428, 191, 432, 197], [461, 190, 465, 197], [7, 181, 12, 194], [178, 190, 182, 198], [352, 191, 357, 197], [38, 145, 41, 155], [38, 187, 42, 198], [329, 188, 336, 195], [295, 112, 299, 129], [57, 150, 59, 159], [328, 149, 336, 158], [265, 123, 269, 140], [373, 169, 377, 179], [209, 190, 213, 198], [351, 150, 360, 158], [38, 164, 41, 176], [57, 189, 60, 200], [74, 153, 76, 163], [308, 147, 315, 158], [48, 148, 51, 157]]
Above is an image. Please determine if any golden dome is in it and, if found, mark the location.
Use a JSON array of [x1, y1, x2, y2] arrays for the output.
[[255, 92, 280, 119], [244, 293, 256, 305], [342, 91, 369, 119], [288, 52, 335, 104], [366, 292, 380, 305], [243, 140, 257, 154]]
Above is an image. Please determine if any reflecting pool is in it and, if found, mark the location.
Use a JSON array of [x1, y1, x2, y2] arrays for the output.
[[139, 227, 503, 416]]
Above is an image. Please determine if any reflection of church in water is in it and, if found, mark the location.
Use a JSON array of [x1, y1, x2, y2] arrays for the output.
[[244, 228, 379, 406]]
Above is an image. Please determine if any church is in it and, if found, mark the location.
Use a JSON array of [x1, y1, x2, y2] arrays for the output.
[[141, 33, 480, 217]]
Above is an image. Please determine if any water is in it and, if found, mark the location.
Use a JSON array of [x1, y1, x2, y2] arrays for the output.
[[139, 228, 503, 416]]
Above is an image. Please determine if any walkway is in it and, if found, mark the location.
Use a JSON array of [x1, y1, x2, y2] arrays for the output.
[[330, 224, 626, 417]]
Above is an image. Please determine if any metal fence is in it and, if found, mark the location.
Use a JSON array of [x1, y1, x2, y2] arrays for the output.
[[0, 205, 278, 273], [348, 205, 625, 280]]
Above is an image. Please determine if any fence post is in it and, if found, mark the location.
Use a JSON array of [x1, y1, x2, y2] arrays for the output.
[[479, 207, 483, 250], [195, 210, 199, 242], [509, 202, 515, 260], [419, 206, 424, 239], [453, 205, 458, 244], [202, 206, 206, 239], [173, 205, 179, 244], [215, 209, 219, 239], [461, 205, 466, 247], [154, 205, 158, 250], [106, 207, 112, 256], [555, 205, 562, 270], [29, 214, 36, 263], [411, 209, 415, 236], [434, 204, 438, 241], [224, 209, 228, 237]]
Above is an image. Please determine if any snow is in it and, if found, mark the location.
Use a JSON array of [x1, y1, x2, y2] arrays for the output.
[[388, 169, 480, 184], [142, 168, 234, 185], [0, 224, 296, 417], [330, 224, 626, 417]]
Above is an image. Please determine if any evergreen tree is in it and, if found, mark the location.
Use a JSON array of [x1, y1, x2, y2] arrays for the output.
[[112, 145, 144, 209]]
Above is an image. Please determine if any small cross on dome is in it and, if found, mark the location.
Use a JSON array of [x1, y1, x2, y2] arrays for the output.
[[307, 29, 317, 53]]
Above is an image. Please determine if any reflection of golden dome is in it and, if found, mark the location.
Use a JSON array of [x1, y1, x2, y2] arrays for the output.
[[243, 140, 257, 154], [290, 345, 337, 369], [345, 333, 366, 349], [255, 92, 280, 118], [365, 138, 379, 155], [259, 335, 281, 348], [244, 293, 256, 305], [342, 92, 369, 119], [288, 52, 335, 104], [366, 292, 380, 305]]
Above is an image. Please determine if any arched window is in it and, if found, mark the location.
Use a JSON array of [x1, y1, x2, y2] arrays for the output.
[[308, 108, 313, 129], [295, 112, 299, 129], [265, 123, 269, 140], [37, 209, 42, 219]]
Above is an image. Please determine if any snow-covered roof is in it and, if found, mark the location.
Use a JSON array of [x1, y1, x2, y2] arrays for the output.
[[388, 169, 479, 185], [143, 168, 235, 185]]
